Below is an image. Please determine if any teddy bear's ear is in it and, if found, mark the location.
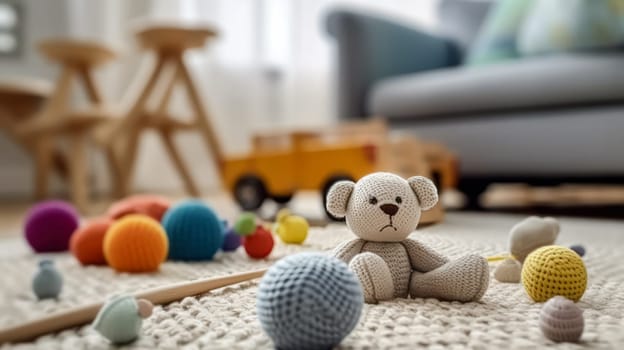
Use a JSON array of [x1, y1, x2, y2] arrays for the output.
[[407, 176, 438, 211], [326, 180, 355, 218]]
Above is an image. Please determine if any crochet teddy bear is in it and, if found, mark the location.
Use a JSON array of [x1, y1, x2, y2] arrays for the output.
[[327, 172, 490, 304]]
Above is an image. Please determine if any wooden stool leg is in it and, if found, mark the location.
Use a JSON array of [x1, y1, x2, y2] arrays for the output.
[[115, 56, 168, 195], [78, 65, 103, 104], [30, 66, 75, 201], [51, 150, 68, 180], [117, 129, 141, 196], [104, 146, 124, 198], [154, 62, 178, 116], [68, 133, 88, 212], [33, 138, 54, 200], [159, 129, 199, 197], [175, 57, 225, 171]]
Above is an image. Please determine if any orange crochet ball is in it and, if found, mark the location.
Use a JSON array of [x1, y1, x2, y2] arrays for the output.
[[104, 215, 169, 273], [70, 217, 112, 265], [107, 195, 171, 222]]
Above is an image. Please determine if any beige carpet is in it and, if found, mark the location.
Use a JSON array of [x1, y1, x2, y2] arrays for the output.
[[0, 212, 623, 349]]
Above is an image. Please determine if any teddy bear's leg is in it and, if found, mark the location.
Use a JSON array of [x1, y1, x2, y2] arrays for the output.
[[349, 252, 394, 304], [409, 254, 489, 302]]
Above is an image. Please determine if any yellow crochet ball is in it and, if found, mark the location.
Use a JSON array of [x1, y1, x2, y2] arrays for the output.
[[104, 214, 169, 273], [521, 245, 587, 302]]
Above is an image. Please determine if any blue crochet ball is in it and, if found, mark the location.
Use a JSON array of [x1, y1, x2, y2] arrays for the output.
[[162, 200, 224, 261], [257, 253, 363, 350]]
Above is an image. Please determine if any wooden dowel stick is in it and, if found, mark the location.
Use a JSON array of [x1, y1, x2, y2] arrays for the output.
[[0, 269, 267, 345]]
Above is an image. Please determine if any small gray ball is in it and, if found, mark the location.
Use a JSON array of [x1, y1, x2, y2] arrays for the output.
[[257, 253, 363, 350], [540, 296, 584, 343], [33, 260, 63, 299]]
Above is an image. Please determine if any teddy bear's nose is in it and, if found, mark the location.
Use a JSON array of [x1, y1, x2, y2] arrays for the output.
[[380, 203, 398, 216]]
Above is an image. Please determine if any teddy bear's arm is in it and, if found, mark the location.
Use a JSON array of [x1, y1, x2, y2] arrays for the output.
[[402, 239, 449, 272], [332, 238, 366, 263]]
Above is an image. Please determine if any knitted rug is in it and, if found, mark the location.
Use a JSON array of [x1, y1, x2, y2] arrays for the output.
[[0, 212, 623, 349]]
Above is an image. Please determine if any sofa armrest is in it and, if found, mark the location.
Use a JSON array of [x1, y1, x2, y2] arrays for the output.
[[326, 9, 461, 120]]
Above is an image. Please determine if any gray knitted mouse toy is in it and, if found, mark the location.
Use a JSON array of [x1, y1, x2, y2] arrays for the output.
[[327, 172, 489, 304]]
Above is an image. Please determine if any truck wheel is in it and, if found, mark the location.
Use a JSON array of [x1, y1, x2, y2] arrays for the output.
[[272, 194, 294, 204], [322, 175, 354, 221], [234, 176, 267, 211]]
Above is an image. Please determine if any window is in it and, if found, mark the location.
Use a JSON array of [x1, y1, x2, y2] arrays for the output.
[[0, 1, 20, 56]]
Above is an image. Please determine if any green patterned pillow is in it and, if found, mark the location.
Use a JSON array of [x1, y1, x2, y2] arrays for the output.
[[466, 0, 535, 66], [518, 0, 624, 55]]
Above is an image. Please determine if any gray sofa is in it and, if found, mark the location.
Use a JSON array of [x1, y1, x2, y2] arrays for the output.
[[326, 0, 624, 206]]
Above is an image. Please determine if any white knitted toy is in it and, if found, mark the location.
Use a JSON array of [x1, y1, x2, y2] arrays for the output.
[[328, 172, 490, 304], [492, 216, 560, 283]]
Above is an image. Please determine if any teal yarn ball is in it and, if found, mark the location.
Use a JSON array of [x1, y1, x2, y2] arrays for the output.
[[162, 200, 224, 261], [257, 253, 363, 350]]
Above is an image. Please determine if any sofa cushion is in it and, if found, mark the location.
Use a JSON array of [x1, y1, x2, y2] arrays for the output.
[[438, 0, 492, 52], [465, 0, 535, 65], [518, 0, 624, 55], [369, 53, 624, 120]]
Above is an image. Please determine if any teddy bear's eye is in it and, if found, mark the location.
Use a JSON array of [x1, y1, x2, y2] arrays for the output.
[[395, 196, 402, 204], [368, 196, 378, 205]]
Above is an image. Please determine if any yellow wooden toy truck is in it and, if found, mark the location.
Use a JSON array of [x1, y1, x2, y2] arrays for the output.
[[221, 119, 455, 223], [222, 130, 380, 219]]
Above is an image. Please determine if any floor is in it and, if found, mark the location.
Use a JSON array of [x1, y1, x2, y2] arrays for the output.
[[1, 209, 623, 348]]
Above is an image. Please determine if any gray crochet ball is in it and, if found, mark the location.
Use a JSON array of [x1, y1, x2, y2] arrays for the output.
[[257, 253, 364, 350], [540, 296, 584, 343]]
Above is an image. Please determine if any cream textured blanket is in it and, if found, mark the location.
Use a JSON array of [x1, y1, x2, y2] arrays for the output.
[[0, 213, 622, 349]]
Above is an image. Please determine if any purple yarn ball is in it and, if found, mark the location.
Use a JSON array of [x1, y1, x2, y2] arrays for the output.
[[24, 200, 80, 252], [222, 229, 242, 252]]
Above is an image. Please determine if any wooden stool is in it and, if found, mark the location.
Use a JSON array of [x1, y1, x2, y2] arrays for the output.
[[0, 78, 70, 181], [0, 79, 51, 126], [103, 23, 225, 197], [16, 39, 120, 211]]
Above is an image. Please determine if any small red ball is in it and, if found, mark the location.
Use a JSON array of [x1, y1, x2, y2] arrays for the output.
[[243, 226, 274, 259]]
